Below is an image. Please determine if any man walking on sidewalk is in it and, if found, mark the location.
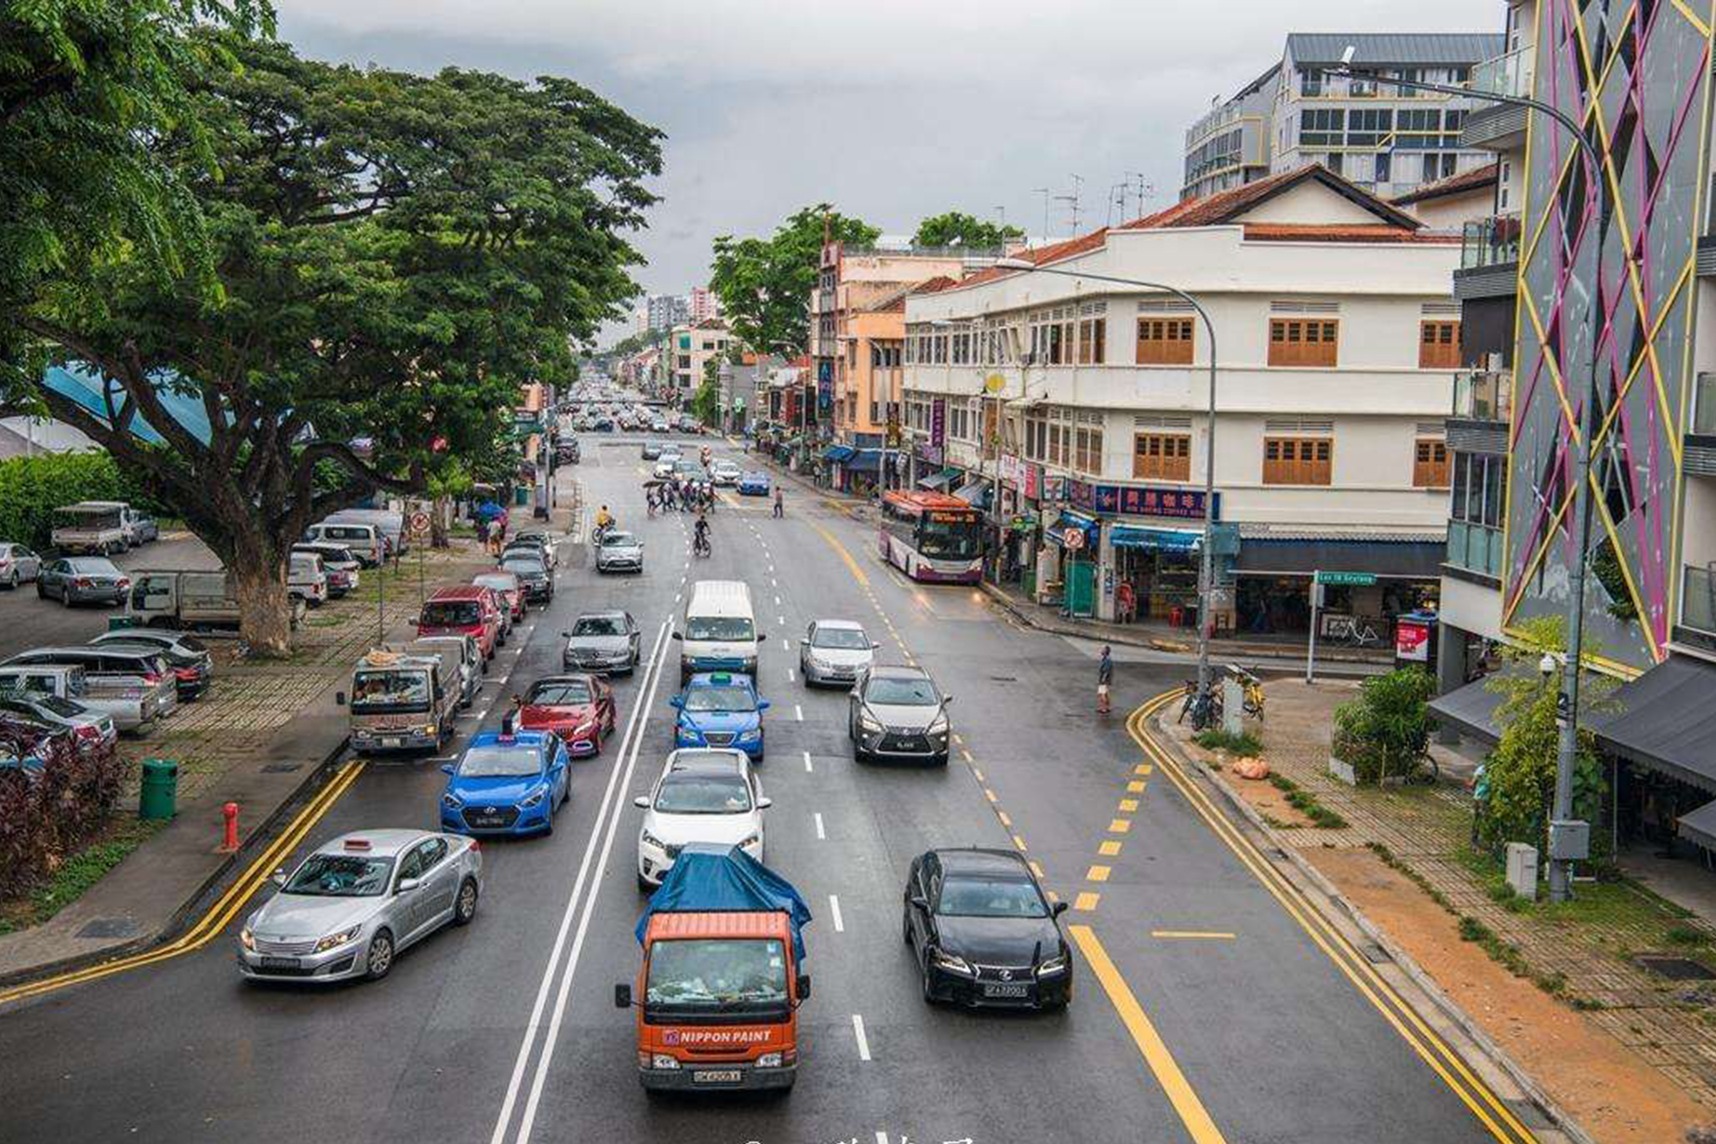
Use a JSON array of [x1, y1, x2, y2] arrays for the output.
[[1097, 645, 1113, 714], [772, 487, 784, 519]]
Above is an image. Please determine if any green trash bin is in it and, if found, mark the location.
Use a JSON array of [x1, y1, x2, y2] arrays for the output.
[[514, 486, 530, 507], [107, 615, 139, 632], [139, 758, 178, 820]]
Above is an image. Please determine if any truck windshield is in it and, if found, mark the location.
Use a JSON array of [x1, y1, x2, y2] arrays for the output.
[[421, 601, 481, 627], [686, 616, 754, 642], [351, 669, 431, 712], [646, 938, 787, 1010]]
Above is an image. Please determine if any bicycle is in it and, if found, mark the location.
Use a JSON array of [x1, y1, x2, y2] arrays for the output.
[[1177, 680, 1222, 732], [692, 532, 712, 559], [1325, 615, 1383, 647], [1225, 663, 1266, 721]]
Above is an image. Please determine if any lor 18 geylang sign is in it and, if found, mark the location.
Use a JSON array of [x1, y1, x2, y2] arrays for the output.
[[1065, 479, 1220, 521]]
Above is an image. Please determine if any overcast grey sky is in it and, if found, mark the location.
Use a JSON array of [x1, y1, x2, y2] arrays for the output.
[[279, 0, 1499, 329]]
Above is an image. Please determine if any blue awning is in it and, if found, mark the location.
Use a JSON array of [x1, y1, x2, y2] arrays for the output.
[[845, 449, 883, 472], [823, 444, 856, 463], [917, 469, 956, 491], [1111, 525, 1201, 551]]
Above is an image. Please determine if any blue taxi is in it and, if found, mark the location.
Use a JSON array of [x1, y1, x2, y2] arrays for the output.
[[737, 471, 771, 497], [439, 730, 570, 836], [669, 672, 770, 761]]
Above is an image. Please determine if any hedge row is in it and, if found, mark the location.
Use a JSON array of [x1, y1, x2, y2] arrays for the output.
[[0, 730, 127, 900], [0, 451, 152, 552]]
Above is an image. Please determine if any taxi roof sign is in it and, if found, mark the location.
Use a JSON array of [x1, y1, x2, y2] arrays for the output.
[[343, 837, 372, 851]]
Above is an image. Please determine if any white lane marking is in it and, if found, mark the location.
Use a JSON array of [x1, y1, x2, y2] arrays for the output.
[[794, 704, 803, 722], [875, 1133, 888, 1144], [673, 592, 681, 604], [814, 812, 825, 839], [489, 620, 671, 1144], [778, 615, 785, 626], [774, 595, 781, 606], [852, 1014, 872, 1062], [781, 638, 789, 651], [513, 620, 676, 1143], [829, 894, 845, 933], [786, 667, 795, 683], [803, 751, 813, 773]]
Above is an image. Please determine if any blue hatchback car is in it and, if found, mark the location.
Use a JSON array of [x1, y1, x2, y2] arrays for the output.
[[670, 672, 770, 761], [440, 730, 570, 836], [737, 472, 771, 496]]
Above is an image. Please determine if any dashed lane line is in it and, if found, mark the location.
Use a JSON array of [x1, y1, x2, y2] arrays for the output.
[[803, 751, 813, 773], [814, 812, 826, 840], [829, 894, 845, 933], [851, 1014, 872, 1062]]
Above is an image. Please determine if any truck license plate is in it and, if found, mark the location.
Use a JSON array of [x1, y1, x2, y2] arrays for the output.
[[983, 983, 1029, 999], [260, 956, 300, 970], [692, 1070, 742, 1084], [381, 737, 401, 748]]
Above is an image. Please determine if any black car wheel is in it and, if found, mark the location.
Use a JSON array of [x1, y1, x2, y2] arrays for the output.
[[920, 959, 938, 1005], [902, 909, 914, 946], [3, 571, 14, 590], [35, 581, 45, 599], [364, 929, 395, 980], [453, 878, 479, 926], [61, 588, 73, 608]]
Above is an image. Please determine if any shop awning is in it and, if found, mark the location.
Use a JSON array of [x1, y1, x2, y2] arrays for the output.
[[1111, 525, 1201, 552], [845, 449, 883, 472], [823, 444, 856, 463], [1678, 800, 1716, 852], [1234, 539, 1443, 579], [917, 469, 956, 491], [1426, 671, 1516, 746], [1596, 656, 1716, 794], [954, 478, 990, 507]]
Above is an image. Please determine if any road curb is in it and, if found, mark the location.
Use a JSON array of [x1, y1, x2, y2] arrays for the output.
[[1147, 716, 1597, 1144], [0, 735, 353, 997]]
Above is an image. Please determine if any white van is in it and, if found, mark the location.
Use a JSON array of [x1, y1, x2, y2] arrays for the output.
[[303, 520, 386, 567], [674, 580, 764, 683], [288, 551, 328, 606]]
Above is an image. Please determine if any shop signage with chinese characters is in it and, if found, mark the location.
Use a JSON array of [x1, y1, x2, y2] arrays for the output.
[[998, 454, 1024, 485], [1022, 463, 1041, 500], [1064, 479, 1219, 521], [930, 398, 946, 447]]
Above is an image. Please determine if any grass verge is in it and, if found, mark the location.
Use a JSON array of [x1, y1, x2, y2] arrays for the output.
[[1265, 773, 1347, 829], [0, 816, 166, 935], [1193, 728, 1263, 757]]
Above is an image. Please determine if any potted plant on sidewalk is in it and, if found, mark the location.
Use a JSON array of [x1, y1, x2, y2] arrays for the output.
[[1330, 667, 1437, 785]]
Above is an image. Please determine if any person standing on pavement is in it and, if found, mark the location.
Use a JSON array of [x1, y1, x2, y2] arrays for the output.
[[772, 486, 784, 518], [1097, 645, 1113, 714]]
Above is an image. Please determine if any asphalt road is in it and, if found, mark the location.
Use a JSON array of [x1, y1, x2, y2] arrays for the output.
[[0, 437, 1545, 1144]]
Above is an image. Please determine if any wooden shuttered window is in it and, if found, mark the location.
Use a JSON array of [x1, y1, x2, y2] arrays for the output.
[[1136, 318, 1195, 365], [1418, 320, 1460, 369], [1413, 438, 1450, 488], [1267, 319, 1339, 367], [1263, 436, 1332, 485], [1133, 433, 1191, 481]]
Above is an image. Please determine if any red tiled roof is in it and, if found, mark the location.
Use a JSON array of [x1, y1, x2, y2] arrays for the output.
[[1121, 165, 1422, 232], [1389, 162, 1500, 206], [945, 230, 1112, 291], [1241, 224, 1462, 244], [908, 275, 961, 295]]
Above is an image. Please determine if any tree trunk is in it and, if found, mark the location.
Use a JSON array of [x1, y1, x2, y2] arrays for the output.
[[233, 558, 293, 658], [431, 495, 453, 549]]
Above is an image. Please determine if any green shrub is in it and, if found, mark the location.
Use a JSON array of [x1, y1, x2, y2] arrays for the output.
[[0, 451, 156, 551], [1193, 728, 1262, 757], [1330, 668, 1437, 784]]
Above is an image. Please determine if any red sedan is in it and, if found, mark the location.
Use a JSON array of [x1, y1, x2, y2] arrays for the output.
[[516, 674, 617, 757], [474, 570, 526, 622]]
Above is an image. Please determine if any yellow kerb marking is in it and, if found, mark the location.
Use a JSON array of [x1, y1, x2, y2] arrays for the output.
[[1073, 892, 1102, 912], [984, 788, 998, 803], [1135, 763, 1153, 776], [1012, 834, 1028, 851], [1086, 865, 1111, 883], [997, 811, 1012, 828], [1028, 860, 1046, 878], [1108, 819, 1132, 834], [1098, 840, 1122, 857], [1118, 798, 1139, 812], [1127, 780, 1147, 793]]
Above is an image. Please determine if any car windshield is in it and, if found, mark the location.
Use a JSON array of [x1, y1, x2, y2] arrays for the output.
[[299, 546, 354, 565], [938, 875, 1049, 919], [646, 938, 786, 1007], [527, 681, 592, 706], [812, 627, 870, 650], [459, 744, 542, 778], [501, 558, 544, 576], [686, 616, 754, 642], [22, 695, 82, 718], [473, 574, 517, 592], [653, 773, 752, 813], [572, 617, 623, 636], [601, 532, 636, 547], [684, 685, 754, 713], [284, 853, 394, 897], [68, 558, 120, 576], [866, 677, 938, 705], [421, 601, 480, 626], [351, 669, 431, 711]]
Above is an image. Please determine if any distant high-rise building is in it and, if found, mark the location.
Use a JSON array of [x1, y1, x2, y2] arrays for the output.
[[688, 286, 720, 323], [645, 293, 690, 333]]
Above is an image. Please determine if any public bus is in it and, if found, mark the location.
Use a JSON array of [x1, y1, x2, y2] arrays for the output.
[[878, 491, 984, 583]]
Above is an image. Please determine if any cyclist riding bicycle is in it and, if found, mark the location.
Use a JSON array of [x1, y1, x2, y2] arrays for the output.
[[693, 514, 711, 556]]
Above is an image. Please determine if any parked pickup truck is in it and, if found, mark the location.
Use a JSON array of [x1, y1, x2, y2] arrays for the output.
[[616, 843, 812, 1093], [50, 502, 157, 556], [0, 655, 177, 733], [339, 648, 459, 755]]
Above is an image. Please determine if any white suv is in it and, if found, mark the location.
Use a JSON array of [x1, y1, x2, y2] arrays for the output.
[[633, 749, 768, 891]]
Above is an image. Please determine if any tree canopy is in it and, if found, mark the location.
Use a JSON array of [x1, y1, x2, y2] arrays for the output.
[[912, 211, 1023, 249], [709, 205, 878, 355], [5, 32, 662, 651]]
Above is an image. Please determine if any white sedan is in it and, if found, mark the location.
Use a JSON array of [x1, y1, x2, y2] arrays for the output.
[[634, 749, 768, 891]]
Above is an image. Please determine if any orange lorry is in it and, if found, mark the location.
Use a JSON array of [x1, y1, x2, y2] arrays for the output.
[[615, 843, 812, 1093]]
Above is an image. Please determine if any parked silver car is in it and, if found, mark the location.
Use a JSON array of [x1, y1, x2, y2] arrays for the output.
[[848, 665, 952, 765], [0, 543, 43, 589], [238, 829, 482, 984], [0, 693, 117, 753], [562, 610, 641, 674], [36, 556, 129, 606], [594, 530, 643, 574], [0, 647, 179, 730], [799, 619, 879, 687]]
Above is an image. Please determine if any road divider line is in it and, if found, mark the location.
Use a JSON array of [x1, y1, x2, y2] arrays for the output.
[[814, 812, 825, 840], [851, 1014, 872, 1061], [794, 704, 803, 721], [489, 618, 670, 1144], [1152, 931, 1236, 940], [1070, 924, 1227, 1144], [829, 894, 845, 932], [803, 751, 813, 773]]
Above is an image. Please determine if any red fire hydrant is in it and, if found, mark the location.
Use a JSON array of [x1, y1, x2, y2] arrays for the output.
[[220, 802, 240, 853]]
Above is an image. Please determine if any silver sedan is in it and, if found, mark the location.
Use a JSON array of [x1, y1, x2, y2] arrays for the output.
[[799, 619, 878, 687], [238, 829, 481, 984]]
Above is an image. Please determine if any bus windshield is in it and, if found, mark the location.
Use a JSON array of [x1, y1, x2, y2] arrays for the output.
[[917, 515, 982, 561]]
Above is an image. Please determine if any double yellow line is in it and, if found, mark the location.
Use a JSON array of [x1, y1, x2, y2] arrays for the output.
[[1128, 693, 1538, 1144], [0, 759, 367, 1007]]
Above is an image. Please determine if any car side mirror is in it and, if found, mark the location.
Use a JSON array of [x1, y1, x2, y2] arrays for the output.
[[757, 699, 771, 711], [757, 796, 773, 809], [756, 633, 767, 642], [871, 641, 881, 650], [799, 638, 809, 646], [614, 983, 633, 1009], [943, 694, 955, 704], [334, 691, 347, 707], [669, 696, 684, 709], [271, 869, 287, 887], [440, 763, 455, 775], [560, 631, 570, 638], [396, 877, 421, 894], [671, 632, 683, 641], [633, 795, 650, 809], [795, 973, 811, 1001], [1053, 900, 1070, 917], [910, 895, 929, 912]]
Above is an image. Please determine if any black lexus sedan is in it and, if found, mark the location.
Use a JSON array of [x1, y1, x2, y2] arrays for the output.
[[902, 848, 1071, 1010]]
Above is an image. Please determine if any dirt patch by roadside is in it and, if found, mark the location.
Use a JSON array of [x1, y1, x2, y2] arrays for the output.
[[1309, 846, 1712, 1144], [1223, 768, 1318, 830]]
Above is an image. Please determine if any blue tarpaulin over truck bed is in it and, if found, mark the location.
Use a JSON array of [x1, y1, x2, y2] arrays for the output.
[[636, 843, 813, 961]]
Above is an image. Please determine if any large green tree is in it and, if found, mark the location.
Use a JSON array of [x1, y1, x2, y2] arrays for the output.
[[912, 211, 1023, 249], [709, 205, 878, 355], [8, 35, 661, 653]]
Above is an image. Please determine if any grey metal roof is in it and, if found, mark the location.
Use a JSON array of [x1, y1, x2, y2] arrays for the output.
[[1285, 32, 1505, 67]]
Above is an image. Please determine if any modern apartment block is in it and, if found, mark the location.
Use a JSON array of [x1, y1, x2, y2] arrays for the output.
[[688, 286, 720, 324], [1431, 0, 1716, 855], [903, 165, 1462, 632], [646, 293, 690, 333], [667, 317, 733, 392], [1183, 33, 1503, 204]]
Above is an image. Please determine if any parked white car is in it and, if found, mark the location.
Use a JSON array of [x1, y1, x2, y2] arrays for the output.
[[633, 749, 768, 891]]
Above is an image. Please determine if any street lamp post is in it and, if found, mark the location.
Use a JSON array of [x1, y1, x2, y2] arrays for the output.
[[1322, 49, 1608, 902], [993, 257, 1220, 698]]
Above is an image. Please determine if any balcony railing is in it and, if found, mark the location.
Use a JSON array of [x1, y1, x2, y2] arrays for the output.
[[1468, 46, 1535, 101], [1684, 564, 1716, 635], [1454, 369, 1514, 423], [1462, 215, 1522, 270], [1447, 521, 1503, 578]]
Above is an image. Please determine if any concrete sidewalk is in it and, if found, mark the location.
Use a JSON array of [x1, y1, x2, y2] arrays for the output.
[[0, 490, 579, 987]]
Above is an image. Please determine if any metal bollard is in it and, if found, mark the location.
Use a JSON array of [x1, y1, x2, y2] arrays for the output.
[[220, 802, 240, 853]]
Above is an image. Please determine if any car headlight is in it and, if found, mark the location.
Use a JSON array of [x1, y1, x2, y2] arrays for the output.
[[650, 1054, 681, 1070], [1037, 955, 1069, 977], [314, 924, 363, 953], [931, 949, 975, 976], [928, 713, 950, 736], [755, 1051, 783, 1068], [572, 720, 597, 737], [519, 786, 547, 809], [641, 829, 668, 851], [737, 832, 761, 850], [677, 723, 701, 741], [737, 725, 762, 742], [421, 723, 438, 736], [239, 927, 255, 951], [442, 791, 463, 810], [859, 711, 883, 732]]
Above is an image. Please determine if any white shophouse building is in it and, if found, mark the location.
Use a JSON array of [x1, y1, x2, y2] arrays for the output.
[[902, 165, 1463, 636]]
